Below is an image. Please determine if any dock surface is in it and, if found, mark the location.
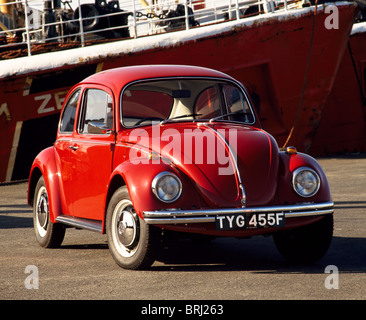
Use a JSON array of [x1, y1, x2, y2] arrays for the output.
[[1, 156, 365, 300]]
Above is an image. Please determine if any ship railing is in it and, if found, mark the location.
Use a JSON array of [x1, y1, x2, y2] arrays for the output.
[[0, 0, 301, 58]]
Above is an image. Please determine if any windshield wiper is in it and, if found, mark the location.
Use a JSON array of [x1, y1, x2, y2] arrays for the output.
[[161, 113, 202, 124], [209, 110, 244, 123]]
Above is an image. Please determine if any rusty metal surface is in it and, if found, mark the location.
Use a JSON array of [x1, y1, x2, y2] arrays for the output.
[[0, 38, 126, 60]]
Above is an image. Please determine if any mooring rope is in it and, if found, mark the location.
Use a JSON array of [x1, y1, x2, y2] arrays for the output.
[[282, 0, 319, 148]]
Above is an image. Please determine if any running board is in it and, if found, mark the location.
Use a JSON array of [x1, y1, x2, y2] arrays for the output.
[[56, 215, 103, 233]]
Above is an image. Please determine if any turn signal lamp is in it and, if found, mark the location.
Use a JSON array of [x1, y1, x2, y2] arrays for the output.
[[286, 146, 297, 155]]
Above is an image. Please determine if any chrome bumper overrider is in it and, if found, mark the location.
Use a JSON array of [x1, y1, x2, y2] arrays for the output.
[[143, 201, 334, 225]]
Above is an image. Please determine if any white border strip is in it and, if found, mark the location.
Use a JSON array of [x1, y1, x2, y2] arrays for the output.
[[5, 121, 23, 182]]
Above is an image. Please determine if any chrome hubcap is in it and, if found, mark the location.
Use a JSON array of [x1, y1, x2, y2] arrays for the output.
[[35, 186, 49, 237], [112, 199, 140, 258], [117, 210, 138, 249]]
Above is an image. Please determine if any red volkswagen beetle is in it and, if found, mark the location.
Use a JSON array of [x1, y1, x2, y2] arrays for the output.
[[28, 65, 334, 269]]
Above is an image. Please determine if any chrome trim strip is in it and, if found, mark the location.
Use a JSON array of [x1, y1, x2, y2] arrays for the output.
[[202, 123, 246, 207], [143, 201, 334, 225], [145, 216, 215, 225], [56, 215, 103, 233]]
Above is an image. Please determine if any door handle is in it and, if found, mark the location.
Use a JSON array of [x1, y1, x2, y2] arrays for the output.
[[69, 145, 79, 151]]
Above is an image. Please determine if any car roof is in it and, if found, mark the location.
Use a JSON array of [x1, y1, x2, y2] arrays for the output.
[[79, 65, 235, 93]]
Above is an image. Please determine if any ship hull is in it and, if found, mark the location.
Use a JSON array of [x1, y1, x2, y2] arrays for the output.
[[0, 3, 358, 182], [309, 21, 366, 155]]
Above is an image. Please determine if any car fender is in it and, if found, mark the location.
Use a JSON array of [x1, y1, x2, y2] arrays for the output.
[[275, 151, 332, 204], [28, 147, 62, 223], [288, 152, 331, 194], [107, 159, 203, 220]]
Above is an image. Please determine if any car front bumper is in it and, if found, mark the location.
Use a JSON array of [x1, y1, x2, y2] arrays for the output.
[[143, 201, 334, 225]]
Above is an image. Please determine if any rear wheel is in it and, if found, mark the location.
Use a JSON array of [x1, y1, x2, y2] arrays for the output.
[[106, 186, 160, 270], [33, 176, 65, 248], [273, 214, 333, 264]]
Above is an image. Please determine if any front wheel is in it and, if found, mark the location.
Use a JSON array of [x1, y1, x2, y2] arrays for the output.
[[273, 214, 333, 264], [33, 176, 65, 248], [106, 186, 160, 270]]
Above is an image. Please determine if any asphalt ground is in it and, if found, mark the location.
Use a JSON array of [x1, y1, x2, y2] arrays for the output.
[[0, 155, 365, 303]]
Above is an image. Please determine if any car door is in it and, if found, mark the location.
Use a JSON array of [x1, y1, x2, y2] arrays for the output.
[[54, 88, 81, 215], [68, 85, 115, 221]]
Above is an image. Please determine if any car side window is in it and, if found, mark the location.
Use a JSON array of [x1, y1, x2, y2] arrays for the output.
[[59, 89, 80, 133], [223, 85, 254, 123], [79, 89, 113, 134]]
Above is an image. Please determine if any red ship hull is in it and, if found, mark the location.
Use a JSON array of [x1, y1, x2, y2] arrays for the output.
[[0, 3, 358, 182], [309, 22, 366, 155]]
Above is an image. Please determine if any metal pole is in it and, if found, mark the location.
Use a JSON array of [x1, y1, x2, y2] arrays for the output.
[[235, 0, 239, 20], [77, 0, 85, 47], [132, 0, 137, 38], [185, 0, 190, 30], [23, 0, 31, 56]]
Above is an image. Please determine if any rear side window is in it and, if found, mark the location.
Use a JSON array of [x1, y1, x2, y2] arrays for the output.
[[79, 89, 113, 134], [60, 89, 80, 133]]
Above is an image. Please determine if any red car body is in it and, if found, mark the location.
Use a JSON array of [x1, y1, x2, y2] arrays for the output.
[[28, 65, 334, 269]]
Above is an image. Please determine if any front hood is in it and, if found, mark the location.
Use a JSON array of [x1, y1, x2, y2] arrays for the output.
[[212, 123, 280, 206], [123, 122, 279, 207]]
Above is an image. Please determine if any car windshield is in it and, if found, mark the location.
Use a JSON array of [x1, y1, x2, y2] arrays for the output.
[[121, 78, 255, 128]]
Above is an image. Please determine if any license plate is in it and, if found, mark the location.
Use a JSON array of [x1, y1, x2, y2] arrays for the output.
[[215, 212, 285, 230]]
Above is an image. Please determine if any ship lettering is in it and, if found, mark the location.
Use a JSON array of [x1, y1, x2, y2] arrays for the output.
[[0, 102, 11, 121], [36, 92, 67, 115], [36, 94, 52, 114]]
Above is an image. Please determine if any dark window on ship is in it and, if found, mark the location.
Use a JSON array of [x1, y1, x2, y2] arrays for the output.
[[29, 65, 98, 95]]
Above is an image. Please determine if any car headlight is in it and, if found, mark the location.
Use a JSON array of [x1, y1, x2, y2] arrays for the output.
[[151, 172, 182, 203], [292, 167, 320, 198]]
